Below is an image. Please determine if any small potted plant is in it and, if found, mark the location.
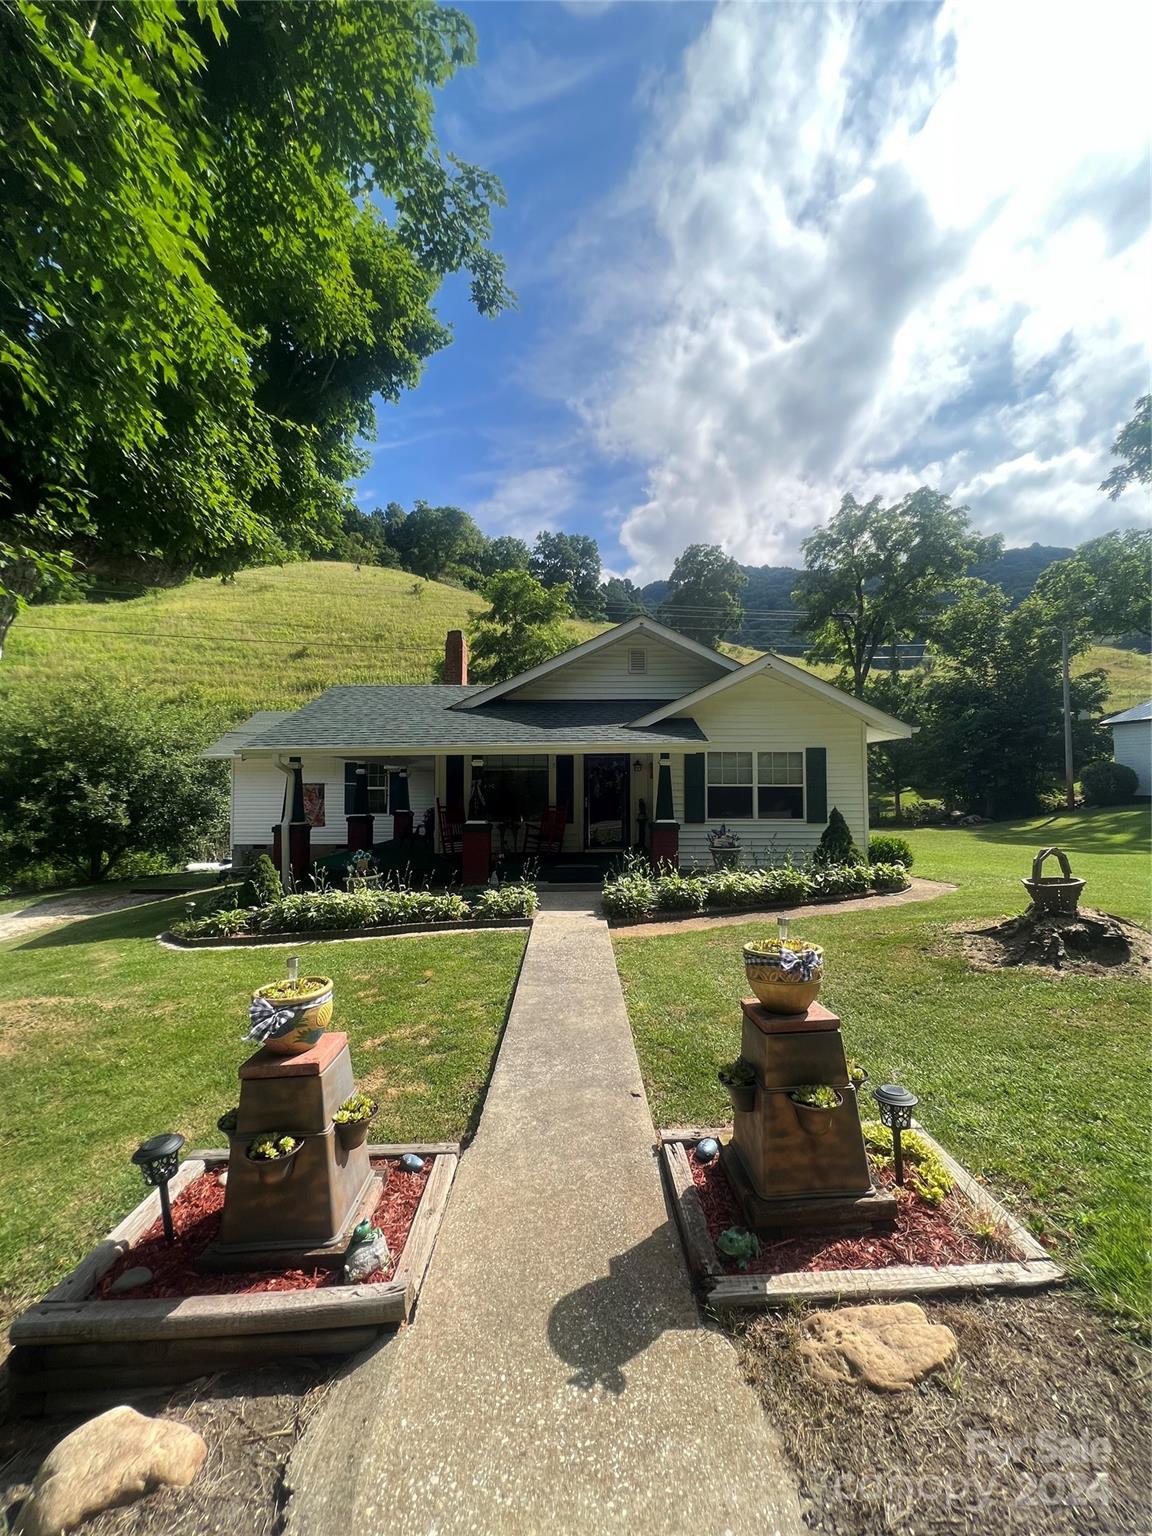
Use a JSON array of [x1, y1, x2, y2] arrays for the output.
[[217, 1107, 239, 1136], [788, 1083, 842, 1135], [245, 1132, 303, 1184], [847, 1058, 869, 1090], [742, 937, 824, 1014], [248, 972, 334, 1056], [718, 1058, 758, 1114], [333, 1091, 378, 1150], [707, 825, 742, 869]]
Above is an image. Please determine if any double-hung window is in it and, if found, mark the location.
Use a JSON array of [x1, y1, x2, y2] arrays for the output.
[[706, 750, 804, 820], [366, 764, 389, 814]]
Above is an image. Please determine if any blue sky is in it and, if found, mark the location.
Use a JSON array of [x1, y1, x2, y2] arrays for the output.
[[357, 0, 1151, 580]]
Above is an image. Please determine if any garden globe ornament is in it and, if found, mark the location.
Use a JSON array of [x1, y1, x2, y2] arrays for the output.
[[873, 1083, 919, 1186], [131, 1132, 185, 1244], [694, 1137, 720, 1164], [399, 1153, 425, 1173]]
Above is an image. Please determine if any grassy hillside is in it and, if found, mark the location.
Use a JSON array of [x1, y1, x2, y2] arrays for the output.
[[0, 563, 603, 725]]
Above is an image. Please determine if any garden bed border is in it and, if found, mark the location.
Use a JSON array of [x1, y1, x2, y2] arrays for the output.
[[8, 1142, 458, 1415], [161, 917, 533, 948], [659, 1124, 1063, 1308]]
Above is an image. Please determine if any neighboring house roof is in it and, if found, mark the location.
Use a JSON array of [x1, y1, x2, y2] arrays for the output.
[[451, 615, 739, 710], [202, 711, 292, 758], [628, 652, 914, 744], [1101, 699, 1152, 725], [230, 686, 707, 752]]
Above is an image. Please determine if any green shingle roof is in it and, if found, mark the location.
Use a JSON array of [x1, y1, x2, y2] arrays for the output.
[[234, 686, 706, 751]]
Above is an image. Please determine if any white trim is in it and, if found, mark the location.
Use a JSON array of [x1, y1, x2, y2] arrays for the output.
[[450, 616, 738, 710], [628, 652, 913, 743]]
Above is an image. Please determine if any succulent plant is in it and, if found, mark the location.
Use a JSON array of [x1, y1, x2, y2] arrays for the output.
[[718, 1058, 757, 1087], [247, 1133, 301, 1161], [333, 1092, 378, 1126], [789, 1084, 839, 1110]]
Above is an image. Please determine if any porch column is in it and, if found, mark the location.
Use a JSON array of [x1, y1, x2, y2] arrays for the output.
[[285, 756, 311, 887], [346, 763, 375, 851], [649, 752, 680, 870], [391, 767, 413, 841], [462, 820, 491, 885]]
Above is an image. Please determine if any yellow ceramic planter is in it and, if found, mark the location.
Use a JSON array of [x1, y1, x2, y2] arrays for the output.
[[252, 977, 334, 1055], [742, 941, 823, 1014]]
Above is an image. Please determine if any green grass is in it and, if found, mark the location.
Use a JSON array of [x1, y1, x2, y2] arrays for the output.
[[614, 806, 1151, 1329], [0, 562, 604, 722], [0, 894, 526, 1317]]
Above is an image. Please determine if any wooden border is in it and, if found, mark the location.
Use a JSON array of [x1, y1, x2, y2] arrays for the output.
[[659, 1130, 1063, 1308], [10, 1145, 458, 1351], [160, 918, 531, 949]]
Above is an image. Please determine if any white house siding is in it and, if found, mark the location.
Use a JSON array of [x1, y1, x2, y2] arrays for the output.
[[1111, 721, 1151, 795], [667, 670, 869, 865], [509, 632, 725, 701], [231, 754, 435, 862]]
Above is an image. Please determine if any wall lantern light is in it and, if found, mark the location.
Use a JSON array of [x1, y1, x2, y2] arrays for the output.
[[131, 1132, 185, 1244]]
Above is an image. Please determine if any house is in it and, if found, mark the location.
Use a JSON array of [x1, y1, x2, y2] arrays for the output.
[[1100, 699, 1151, 796], [204, 617, 913, 880]]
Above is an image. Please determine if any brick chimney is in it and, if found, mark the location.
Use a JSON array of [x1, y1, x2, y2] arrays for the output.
[[445, 629, 469, 685]]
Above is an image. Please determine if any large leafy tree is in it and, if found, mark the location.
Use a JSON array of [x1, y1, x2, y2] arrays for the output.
[[601, 576, 647, 622], [1100, 395, 1151, 501], [388, 501, 486, 583], [529, 531, 605, 620], [468, 570, 572, 682], [658, 544, 745, 649], [0, 684, 227, 882], [1030, 528, 1151, 643], [0, 0, 510, 652], [795, 489, 1002, 696]]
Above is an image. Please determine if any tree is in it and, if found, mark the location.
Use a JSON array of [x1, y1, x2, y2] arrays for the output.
[[658, 544, 745, 649], [795, 489, 1002, 696], [476, 535, 531, 579], [468, 570, 573, 682], [601, 577, 647, 623], [0, 1, 510, 653], [914, 584, 1108, 817], [389, 501, 485, 582], [1030, 529, 1151, 642], [529, 532, 605, 619], [0, 685, 227, 882], [1100, 396, 1151, 501], [862, 670, 925, 822]]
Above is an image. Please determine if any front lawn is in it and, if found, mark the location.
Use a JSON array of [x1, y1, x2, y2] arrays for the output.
[[0, 895, 526, 1318], [615, 807, 1151, 1329]]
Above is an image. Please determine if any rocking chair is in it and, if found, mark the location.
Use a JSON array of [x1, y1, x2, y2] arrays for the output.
[[436, 799, 465, 857], [524, 804, 567, 859]]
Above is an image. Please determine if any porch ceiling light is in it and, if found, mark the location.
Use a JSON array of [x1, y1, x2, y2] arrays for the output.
[[131, 1132, 185, 1244]]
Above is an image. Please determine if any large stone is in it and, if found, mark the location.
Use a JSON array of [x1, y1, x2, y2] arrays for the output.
[[799, 1302, 958, 1392], [16, 1406, 206, 1536]]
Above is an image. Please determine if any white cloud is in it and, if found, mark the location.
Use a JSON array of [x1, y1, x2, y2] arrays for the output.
[[471, 465, 577, 541], [563, 0, 1152, 577], [481, 39, 608, 114]]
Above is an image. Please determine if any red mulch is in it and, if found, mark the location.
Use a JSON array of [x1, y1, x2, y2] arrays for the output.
[[688, 1152, 1023, 1275], [95, 1158, 430, 1300]]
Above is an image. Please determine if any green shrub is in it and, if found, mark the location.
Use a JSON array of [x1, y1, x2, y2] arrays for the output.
[[1080, 758, 1139, 806], [242, 853, 282, 908], [173, 905, 251, 938], [813, 807, 863, 867], [653, 870, 705, 913], [811, 863, 871, 898], [868, 833, 913, 868], [472, 881, 537, 919], [760, 863, 814, 904], [600, 869, 656, 919], [869, 862, 911, 893]]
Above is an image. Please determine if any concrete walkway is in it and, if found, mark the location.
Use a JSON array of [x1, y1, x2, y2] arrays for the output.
[[286, 912, 803, 1536]]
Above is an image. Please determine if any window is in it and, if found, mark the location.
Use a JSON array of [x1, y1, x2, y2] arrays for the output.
[[706, 750, 804, 819], [706, 751, 753, 818], [366, 764, 389, 815], [476, 755, 549, 819], [627, 647, 647, 675], [758, 752, 804, 818]]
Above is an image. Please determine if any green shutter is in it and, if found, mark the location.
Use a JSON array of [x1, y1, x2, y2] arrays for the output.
[[445, 755, 465, 815], [555, 755, 574, 823], [684, 753, 706, 823], [344, 761, 358, 815], [805, 747, 827, 824]]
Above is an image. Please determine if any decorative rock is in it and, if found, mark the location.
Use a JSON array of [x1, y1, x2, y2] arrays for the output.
[[799, 1302, 958, 1392], [398, 1153, 424, 1173], [217, 1171, 228, 1187], [694, 1138, 720, 1164], [15, 1406, 206, 1536], [107, 1266, 152, 1295]]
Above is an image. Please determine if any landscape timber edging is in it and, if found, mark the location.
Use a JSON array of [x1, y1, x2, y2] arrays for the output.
[[604, 885, 912, 928], [659, 1124, 1063, 1308], [160, 916, 533, 948], [7, 1143, 459, 1416]]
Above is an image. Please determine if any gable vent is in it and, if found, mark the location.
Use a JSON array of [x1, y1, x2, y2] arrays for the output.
[[627, 647, 647, 675]]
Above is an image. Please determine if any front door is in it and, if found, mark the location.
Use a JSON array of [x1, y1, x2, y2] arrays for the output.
[[584, 754, 630, 850]]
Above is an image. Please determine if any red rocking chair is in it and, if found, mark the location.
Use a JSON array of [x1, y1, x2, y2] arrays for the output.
[[524, 804, 567, 858], [436, 799, 465, 857]]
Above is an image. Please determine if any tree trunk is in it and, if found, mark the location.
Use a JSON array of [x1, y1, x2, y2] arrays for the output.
[[0, 557, 43, 659]]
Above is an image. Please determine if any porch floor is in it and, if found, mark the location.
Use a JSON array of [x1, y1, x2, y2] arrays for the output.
[[313, 840, 630, 888]]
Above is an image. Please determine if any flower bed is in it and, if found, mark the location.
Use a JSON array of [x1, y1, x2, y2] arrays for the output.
[[601, 859, 910, 920], [172, 880, 538, 941]]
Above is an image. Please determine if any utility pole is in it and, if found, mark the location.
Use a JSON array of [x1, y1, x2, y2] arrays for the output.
[[1061, 628, 1075, 809]]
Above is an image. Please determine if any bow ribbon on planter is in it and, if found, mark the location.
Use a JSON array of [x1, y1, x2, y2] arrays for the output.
[[771, 946, 821, 982], [246, 996, 297, 1043]]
